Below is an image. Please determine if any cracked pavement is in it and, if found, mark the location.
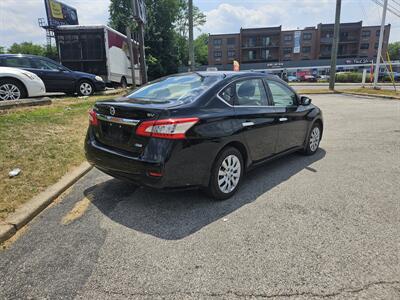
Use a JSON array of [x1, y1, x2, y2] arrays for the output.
[[0, 94, 399, 299]]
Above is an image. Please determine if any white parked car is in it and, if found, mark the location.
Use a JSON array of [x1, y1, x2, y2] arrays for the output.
[[0, 67, 46, 101]]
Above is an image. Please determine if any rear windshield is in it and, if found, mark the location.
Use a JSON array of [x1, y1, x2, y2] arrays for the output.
[[128, 73, 223, 104]]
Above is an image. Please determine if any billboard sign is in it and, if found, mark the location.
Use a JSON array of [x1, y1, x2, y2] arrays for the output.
[[44, 0, 79, 28], [293, 31, 301, 53]]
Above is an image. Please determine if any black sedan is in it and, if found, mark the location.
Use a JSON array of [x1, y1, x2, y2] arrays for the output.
[[0, 54, 106, 96], [85, 72, 323, 200]]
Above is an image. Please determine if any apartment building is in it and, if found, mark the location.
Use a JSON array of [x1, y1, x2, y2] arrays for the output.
[[208, 21, 390, 66]]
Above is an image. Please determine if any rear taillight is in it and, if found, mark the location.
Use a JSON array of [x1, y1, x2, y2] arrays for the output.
[[88, 109, 98, 126], [136, 117, 199, 139]]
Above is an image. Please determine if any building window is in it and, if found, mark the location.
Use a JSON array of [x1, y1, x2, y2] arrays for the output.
[[227, 50, 236, 57], [301, 46, 311, 53], [214, 51, 222, 58], [376, 30, 380, 37], [262, 36, 271, 46], [284, 34, 292, 41], [245, 37, 256, 47], [302, 32, 312, 40], [213, 39, 222, 46], [361, 30, 371, 38], [360, 43, 369, 50], [248, 50, 256, 60], [283, 47, 292, 55], [227, 37, 236, 45], [261, 49, 270, 59], [323, 32, 332, 38], [374, 42, 379, 49]]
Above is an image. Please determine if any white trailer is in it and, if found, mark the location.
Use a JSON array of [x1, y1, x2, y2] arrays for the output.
[[55, 25, 141, 86]]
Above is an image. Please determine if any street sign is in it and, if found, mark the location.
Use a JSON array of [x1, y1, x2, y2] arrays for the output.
[[132, 0, 147, 24], [44, 0, 78, 28]]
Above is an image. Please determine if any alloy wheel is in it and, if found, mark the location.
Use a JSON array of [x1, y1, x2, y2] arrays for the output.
[[218, 154, 241, 193], [309, 126, 320, 152], [0, 83, 21, 101], [80, 82, 93, 96]]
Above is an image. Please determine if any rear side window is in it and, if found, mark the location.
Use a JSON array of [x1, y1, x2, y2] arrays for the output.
[[219, 78, 268, 106], [266, 80, 297, 107], [2, 57, 33, 68], [32, 59, 61, 71]]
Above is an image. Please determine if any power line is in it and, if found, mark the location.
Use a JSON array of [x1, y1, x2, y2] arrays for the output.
[[387, 1, 400, 14], [372, 0, 400, 17], [372, 0, 400, 18], [392, 0, 400, 8]]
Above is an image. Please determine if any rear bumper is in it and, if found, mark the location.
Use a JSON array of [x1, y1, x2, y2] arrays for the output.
[[85, 132, 218, 189]]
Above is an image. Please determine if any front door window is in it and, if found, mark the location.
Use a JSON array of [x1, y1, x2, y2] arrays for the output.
[[267, 80, 297, 107]]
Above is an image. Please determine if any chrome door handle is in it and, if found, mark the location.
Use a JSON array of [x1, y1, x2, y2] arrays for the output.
[[242, 121, 254, 127], [279, 117, 288, 122]]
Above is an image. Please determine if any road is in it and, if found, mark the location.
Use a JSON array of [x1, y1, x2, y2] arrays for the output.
[[1, 94, 399, 299], [290, 82, 400, 91]]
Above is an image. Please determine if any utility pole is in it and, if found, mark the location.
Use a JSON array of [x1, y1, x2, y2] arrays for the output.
[[131, 0, 148, 84], [138, 23, 148, 84], [126, 26, 136, 89], [188, 0, 195, 71], [374, 0, 388, 88], [329, 0, 341, 91]]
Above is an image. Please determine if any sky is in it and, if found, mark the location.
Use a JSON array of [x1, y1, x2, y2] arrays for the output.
[[0, 0, 399, 48]]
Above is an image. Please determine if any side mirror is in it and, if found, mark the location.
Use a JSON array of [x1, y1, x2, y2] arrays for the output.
[[300, 96, 312, 106]]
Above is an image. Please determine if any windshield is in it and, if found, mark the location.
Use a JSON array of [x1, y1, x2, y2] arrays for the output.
[[128, 73, 223, 104]]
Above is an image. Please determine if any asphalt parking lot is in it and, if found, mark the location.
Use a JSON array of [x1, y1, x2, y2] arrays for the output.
[[0, 94, 399, 299]]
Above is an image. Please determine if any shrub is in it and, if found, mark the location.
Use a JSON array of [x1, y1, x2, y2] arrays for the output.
[[335, 72, 363, 83]]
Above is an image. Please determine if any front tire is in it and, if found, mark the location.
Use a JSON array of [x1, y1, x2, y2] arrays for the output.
[[77, 80, 94, 96], [207, 147, 244, 200], [0, 79, 27, 101], [303, 123, 321, 155]]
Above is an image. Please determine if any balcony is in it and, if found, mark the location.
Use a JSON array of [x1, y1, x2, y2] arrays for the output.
[[320, 37, 333, 44], [241, 55, 279, 63], [338, 50, 358, 57], [340, 35, 359, 43], [241, 43, 279, 49]]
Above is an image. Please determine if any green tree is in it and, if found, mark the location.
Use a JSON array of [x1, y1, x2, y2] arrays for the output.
[[174, 0, 206, 67], [144, 0, 182, 79], [108, 0, 135, 34], [8, 42, 46, 56], [108, 0, 206, 79], [7, 42, 58, 59], [175, 0, 206, 38], [194, 33, 208, 65], [0, 46, 5, 54], [388, 42, 400, 60]]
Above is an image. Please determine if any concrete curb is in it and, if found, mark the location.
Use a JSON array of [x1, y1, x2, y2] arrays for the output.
[[297, 90, 400, 99], [0, 162, 93, 244], [337, 91, 400, 100], [0, 97, 52, 110], [100, 88, 127, 96]]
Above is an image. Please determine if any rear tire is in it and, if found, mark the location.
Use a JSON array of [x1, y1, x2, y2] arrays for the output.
[[0, 79, 27, 101], [206, 147, 244, 200], [120, 77, 128, 89], [302, 123, 321, 155], [77, 80, 94, 96]]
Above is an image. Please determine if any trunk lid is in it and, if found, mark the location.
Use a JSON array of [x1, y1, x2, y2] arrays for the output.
[[93, 98, 171, 155]]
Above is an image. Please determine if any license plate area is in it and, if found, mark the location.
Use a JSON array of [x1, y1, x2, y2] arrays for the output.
[[101, 121, 132, 144]]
